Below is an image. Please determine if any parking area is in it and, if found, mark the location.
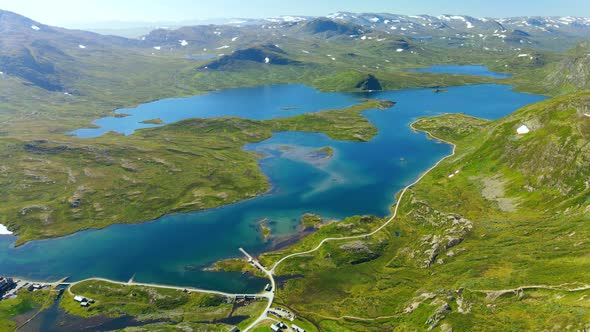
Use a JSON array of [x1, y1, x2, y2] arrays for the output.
[[268, 307, 295, 321]]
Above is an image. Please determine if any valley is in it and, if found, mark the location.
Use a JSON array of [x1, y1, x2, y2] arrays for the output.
[[0, 6, 589, 332]]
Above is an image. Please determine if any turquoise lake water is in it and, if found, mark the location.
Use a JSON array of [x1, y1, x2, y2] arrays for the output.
[[0, 79, 545, 293], [411, 65, 513, 78]]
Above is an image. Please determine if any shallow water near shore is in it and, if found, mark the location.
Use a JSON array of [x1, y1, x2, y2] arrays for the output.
[[0, 77, 545, 294]]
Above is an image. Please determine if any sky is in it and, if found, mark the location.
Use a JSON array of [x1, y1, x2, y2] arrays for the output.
[[1, 0, 590, 27]]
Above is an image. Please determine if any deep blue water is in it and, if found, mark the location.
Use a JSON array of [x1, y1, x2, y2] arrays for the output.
[[411, 65, 513, 78], [0, 83, 545, 293], [70, 85, 362, 138]]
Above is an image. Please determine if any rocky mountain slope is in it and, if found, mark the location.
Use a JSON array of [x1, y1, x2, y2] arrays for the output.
[[0, 10, 139, 90], [545, 41, 590, 93], [199, 44, 299, 69]]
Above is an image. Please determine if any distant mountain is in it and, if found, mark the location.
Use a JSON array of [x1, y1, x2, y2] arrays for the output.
[[326, 12, 590, 50], [68, 18, 275, 39], [0, 10, 136, 91], [199, 44, 299, 70], [143, 25, 244, 48], [300, 18, 366, 38], [3, 8, 590, 92]]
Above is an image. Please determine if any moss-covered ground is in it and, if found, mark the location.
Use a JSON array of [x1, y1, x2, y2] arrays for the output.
[[59, 279, 266, 331]]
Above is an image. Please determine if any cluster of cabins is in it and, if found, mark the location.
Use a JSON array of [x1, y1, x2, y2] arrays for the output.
[[73, 295, 95, 307], [270, 321, 287, 332], [0, 277, 48, 301], [235, 294, 257, 302], [267, 307, 304, 332], [0, 277, 15, 299], [270, 322, 305, 332]]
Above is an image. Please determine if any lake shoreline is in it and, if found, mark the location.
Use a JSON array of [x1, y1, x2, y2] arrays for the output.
[[0, 81, 545, 293]]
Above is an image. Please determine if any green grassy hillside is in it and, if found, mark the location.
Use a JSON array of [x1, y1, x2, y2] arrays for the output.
[[60, 280, 265, 331], [544, 42, 590, 94], [254, 92, 590, 331]]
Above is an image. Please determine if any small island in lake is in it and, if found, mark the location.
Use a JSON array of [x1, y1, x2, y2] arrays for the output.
[[259, 218, 271, 241], [140, 118, 165, 125], [432, 87, 449, 93], [307, 146, 334, 160], [280, 106, 300, 110]]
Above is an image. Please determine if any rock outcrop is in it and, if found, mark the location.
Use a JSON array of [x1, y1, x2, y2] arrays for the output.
[[355, 74, 383, 91]]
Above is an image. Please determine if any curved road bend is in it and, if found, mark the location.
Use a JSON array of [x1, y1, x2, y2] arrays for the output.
[[65, 277, 269, 299]]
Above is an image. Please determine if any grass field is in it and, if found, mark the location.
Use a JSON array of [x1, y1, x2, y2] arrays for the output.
[[59, 279, 267, 331]]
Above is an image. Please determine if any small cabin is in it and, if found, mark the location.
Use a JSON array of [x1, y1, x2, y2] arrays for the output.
[[292, 324, 306, 332], [74, 295, 86, 302]]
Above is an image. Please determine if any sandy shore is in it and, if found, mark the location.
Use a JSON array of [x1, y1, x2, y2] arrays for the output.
[[0, 223, 13, 235]]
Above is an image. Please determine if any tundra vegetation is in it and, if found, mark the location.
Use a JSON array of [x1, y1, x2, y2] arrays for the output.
[[1, 9, 590, 331]]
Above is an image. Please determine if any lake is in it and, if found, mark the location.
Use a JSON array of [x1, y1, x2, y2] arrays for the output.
[[0, 78, 545, 294], [411, 65, 513, 78]]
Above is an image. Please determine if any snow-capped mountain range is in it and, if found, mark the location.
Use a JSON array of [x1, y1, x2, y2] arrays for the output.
[[250, 12, 590, 38]]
